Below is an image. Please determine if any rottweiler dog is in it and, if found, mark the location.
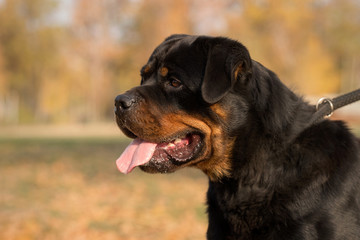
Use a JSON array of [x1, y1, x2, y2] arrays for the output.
[[114, 34, 360, 240]]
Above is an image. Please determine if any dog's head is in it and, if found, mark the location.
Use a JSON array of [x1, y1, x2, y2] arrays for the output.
[[115, 34, 253, 180]]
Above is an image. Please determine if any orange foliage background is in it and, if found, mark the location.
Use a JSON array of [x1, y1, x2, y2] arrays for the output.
[[0, 0, 359, 124]]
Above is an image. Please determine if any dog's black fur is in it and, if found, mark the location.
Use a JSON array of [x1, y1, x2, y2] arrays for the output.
[[115, 35, 360, 239]]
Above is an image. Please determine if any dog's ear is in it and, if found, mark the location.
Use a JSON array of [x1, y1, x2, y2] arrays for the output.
[[201, 38, 252, 104]]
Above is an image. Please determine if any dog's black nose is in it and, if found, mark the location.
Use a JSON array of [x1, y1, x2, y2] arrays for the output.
[[115, 94, 135, 113]]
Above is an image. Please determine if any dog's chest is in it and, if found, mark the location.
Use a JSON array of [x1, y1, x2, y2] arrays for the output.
[[208, 182, 280, 238]]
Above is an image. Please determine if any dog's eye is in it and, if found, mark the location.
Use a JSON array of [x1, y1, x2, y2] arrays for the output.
[[168, 77, 182, 88]]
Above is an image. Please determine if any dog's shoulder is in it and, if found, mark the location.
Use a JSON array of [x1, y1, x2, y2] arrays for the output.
[[207, 119, 360, 239]]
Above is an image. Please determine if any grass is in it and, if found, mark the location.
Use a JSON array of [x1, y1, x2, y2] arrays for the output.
[[1, 125, 358, 240], [0, 138, 208, 240]]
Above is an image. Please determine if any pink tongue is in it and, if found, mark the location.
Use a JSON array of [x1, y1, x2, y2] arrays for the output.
[[116, 138, 157, 174]]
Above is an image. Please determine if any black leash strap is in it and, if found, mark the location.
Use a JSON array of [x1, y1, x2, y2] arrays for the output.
[[309, 88, 360, 126]]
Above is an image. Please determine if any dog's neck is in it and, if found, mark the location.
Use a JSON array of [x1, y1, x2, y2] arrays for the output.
[[207, 64, 318, 233]]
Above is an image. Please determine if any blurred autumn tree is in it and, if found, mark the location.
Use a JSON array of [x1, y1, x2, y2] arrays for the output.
[[0, 0, 62, 122], [0, 0, 359, 124], [226, 0, 359, 94]]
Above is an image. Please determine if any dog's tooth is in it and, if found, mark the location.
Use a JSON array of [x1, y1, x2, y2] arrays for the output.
[[174, 138, 182, 144], [166, 143, 175, 148]]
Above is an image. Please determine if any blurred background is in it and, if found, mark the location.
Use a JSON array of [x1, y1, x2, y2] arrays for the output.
[[0, 0, 359, 239]]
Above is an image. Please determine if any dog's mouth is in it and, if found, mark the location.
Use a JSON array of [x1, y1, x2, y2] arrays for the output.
[[116, 132, 203, 174]]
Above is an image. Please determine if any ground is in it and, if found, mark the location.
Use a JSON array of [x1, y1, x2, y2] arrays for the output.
[[0, 123, 358, 240], [0, 137, 208, 240]]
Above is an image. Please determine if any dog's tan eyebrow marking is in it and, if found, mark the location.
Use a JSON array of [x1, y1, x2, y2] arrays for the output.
[[141, 64, 156, 79], [159, 67, 168, 77], [142, 64, 151, 74]]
